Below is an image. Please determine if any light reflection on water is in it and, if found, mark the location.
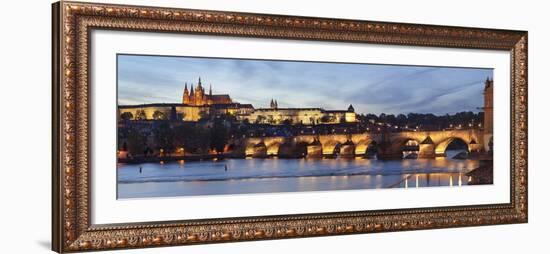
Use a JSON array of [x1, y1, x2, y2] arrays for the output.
[[117, 151, 480, 199]]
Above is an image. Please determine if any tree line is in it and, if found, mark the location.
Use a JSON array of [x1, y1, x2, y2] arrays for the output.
[[121, 117, 229, 156], [357, 111, 484, 129]]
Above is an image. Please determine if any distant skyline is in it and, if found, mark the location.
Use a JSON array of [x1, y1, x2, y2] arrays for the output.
[[117, 54, 493, 115]]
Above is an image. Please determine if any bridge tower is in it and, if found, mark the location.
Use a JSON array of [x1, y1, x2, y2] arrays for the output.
[[483, 78, 494, 152]]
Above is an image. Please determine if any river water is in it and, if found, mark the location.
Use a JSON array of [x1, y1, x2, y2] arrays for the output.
[[117, 150, 482, 198]]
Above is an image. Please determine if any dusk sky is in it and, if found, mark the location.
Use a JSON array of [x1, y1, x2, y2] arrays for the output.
[[117, 54, 493, 115]]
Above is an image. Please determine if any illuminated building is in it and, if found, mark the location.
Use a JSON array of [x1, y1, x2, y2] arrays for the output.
[[118, 77, 357, 125]]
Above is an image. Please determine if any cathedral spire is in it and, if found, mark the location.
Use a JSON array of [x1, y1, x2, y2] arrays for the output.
[[270, 98, 279, 109], [198, 76, 202, 89], [209, 83, 212, 96], [190, 84, 194, 96], [182, 82, 190, 104]]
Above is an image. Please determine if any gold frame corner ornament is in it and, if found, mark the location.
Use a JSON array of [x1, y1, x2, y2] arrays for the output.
[[52, 1, 527, 252]]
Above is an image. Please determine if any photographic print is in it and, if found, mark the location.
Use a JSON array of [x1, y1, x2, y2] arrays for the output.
[[52, 3, 528, 251], [116, 55, 494, 199]]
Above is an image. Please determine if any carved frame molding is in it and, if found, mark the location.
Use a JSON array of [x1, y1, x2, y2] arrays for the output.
[[52, 1, 528, 252]]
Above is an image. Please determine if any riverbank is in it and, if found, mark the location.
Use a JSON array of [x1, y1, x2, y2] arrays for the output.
[[118, 154, 230, 164], [466, 160, 493, 185], [119, 152, 490, 164], [118, 153, 373, 164]]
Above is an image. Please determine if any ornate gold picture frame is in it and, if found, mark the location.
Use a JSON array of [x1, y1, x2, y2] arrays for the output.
[[52, 1, 527, 252]]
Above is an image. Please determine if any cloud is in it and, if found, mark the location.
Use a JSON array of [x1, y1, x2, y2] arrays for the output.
[[117, 54, 493, 115]]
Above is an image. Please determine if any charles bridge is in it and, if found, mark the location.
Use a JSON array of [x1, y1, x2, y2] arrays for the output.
[[229, 129, 489, 159]]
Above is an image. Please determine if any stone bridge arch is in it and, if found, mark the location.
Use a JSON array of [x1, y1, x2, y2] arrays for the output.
[[266, 142, 283, 156], [315, 134, 349, 157], [321, 140, 342, 156], [235, 129, 485, 159], [434, 137, 480, 157], [244, 137, 286, 158], [386, 130, 485, 158], [339, 140, 356, 157], [378, 137, 422, 159], [306, 139, 323, 158], [245, 141, 267, 158], [354, 139, 374, 156], [291, 141, 310, 158]]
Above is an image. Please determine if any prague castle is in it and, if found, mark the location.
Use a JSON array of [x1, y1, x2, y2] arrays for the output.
[[182, 77, 233, 106], [118, 77, 357, 125], [243, 101, 356, 125]]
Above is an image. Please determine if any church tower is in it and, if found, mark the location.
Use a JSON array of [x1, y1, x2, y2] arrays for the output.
[[182, 82, 190, 104], [207, 83, 214, 105], [190, 84, 195, 105], [269, 99, 279, 109], [195, 77, 205, 105], [345, 104, 357, 123]]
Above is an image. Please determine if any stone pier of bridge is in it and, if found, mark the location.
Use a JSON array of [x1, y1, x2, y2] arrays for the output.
[[229, 129, 487, 159]]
